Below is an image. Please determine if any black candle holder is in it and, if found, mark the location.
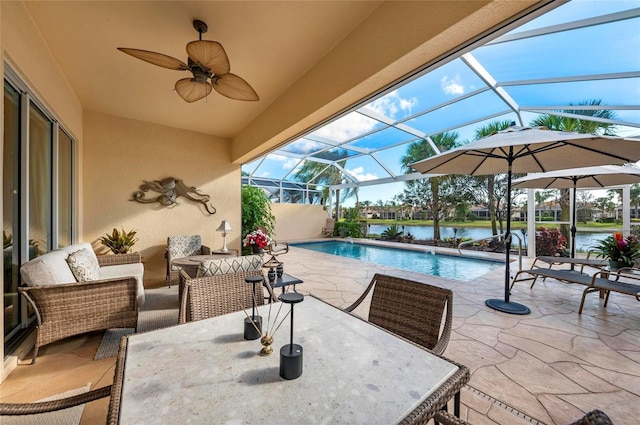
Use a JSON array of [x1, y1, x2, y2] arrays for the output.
[[278, 292, 304, 380], [243, 275, 264, 340], [276, 262, 284, 278]]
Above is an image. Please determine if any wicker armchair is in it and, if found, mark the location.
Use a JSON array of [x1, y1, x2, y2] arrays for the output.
[[344, 273, 453, 355], [178, 255, 275, 323], [18, 272, 138, 364], [166, 235, 211, 287], [433, 409, 614, 425]]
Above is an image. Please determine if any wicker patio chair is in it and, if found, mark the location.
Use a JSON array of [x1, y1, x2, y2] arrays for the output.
[[166, 235, 211, 287], [18, 277, 138, 364], [106, 335, 128, 425], [344, 273, 453, 355], [0, 386, 112, 417], [432, 409, 614, 425], [179, 255, 276, 323], [0, 335, 128, 422]]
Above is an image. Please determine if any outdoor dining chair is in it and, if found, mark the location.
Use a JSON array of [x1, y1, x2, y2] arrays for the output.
[[344, 273, 453, 355], [178, 255, 276, 323]]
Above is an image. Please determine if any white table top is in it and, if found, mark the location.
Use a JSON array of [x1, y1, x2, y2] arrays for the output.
[[118, 296, 461, 424]]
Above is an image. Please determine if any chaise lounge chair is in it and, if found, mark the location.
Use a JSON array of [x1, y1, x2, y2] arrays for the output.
[[512, 257, 640, 314]]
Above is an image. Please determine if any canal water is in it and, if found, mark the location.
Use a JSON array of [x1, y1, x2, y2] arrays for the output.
[[367, 224, 613, 253]]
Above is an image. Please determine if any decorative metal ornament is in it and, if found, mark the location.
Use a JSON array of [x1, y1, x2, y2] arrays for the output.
[[131, 177, 216, 215]]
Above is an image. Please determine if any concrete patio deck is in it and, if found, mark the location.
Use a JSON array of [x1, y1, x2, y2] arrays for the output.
[[1, 240, 638, 424], [282, 242, 640, 425]]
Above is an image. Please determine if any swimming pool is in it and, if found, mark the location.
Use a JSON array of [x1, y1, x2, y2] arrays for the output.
[[293, 241, 503, 281]]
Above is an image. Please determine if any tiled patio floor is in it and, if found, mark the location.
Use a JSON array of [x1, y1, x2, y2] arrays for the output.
[[1, 240, 639, 424]]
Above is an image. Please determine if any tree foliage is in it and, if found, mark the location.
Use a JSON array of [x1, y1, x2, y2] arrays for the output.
[[241, 185, 275, 240], [293, 153, 357, 218], [400, 132, 462, 240], [529, 99, 618, 241]]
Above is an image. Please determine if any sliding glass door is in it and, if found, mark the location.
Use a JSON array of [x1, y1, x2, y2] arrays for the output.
[[3, 71, 75, 353]]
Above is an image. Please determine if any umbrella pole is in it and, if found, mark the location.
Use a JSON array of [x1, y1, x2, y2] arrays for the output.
[[570, 178, 578, 270], [485, 155, 530, 315]]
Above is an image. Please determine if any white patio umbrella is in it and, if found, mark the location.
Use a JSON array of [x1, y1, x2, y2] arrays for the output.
[[512, 164, 640, 267], [409, 126, 640, 315]]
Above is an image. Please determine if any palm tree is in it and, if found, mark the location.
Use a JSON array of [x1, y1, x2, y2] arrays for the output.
[[472, 120, 514, 235], [401, 132, 458, 240], [293, 155, 357, 219], [530, 99, 618, 241], [534, 190, 556, 221]]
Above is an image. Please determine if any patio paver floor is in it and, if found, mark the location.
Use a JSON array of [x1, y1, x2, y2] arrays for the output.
[[1, 241, 638, 424]]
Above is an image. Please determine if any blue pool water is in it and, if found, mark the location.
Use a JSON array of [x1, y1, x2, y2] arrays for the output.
[[293, 241, 503, 281]]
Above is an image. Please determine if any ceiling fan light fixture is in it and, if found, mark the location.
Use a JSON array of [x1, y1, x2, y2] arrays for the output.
[[175, 78, 212, 103], [118, 19, 258, 103]]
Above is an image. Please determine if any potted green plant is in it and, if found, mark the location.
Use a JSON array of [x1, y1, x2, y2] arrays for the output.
[[241, 185, 275, 254], [100, 228, 139, 254], [591, 232, 640, 269]]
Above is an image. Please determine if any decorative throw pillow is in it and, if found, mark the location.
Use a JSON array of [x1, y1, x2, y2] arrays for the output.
[[196, 255, 263, 277], [66, 248, 100, 282]]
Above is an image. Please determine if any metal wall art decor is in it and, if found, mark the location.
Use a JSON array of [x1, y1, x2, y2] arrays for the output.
[[131, 177, 216, 215]]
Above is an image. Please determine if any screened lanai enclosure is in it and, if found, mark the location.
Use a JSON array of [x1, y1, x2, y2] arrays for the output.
[[242, 1, 640, 206]]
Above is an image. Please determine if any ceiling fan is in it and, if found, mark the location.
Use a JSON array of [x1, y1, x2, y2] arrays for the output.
[[118, 19, 259, 103]]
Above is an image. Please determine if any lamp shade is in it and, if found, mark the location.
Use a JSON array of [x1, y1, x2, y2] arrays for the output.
[[216, 220, 232, 233]]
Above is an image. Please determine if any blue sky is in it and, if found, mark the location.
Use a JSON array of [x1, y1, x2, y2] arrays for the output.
[[243, 0, 640, 207]]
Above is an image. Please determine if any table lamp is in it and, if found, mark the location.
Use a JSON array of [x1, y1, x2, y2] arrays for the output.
[[216, 219, 232, 252]]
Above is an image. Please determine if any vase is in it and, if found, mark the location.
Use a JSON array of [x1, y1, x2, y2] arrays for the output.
[[608, 260, 631, 270], [251, 245, 264, 254]]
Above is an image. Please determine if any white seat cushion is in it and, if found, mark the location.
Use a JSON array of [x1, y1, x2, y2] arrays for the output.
[[21, 250, 77, 285], [99, 262, 146, 305]]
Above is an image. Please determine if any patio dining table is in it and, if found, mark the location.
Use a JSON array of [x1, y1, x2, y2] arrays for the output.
[[113, 295, 469, 424]]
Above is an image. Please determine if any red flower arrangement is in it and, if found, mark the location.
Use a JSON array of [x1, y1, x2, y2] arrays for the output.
[[243, 229, 272, 249]]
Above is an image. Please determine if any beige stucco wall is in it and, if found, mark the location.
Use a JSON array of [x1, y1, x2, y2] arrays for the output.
[[271, 203, 329, 242], [82, 111, 239, 286]]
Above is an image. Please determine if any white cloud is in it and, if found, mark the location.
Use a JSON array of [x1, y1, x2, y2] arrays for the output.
[[314, 114, 377, 142], [371, 90, 418, 118], [269, 154, 289, 162], [312, 91, 418, 142], [347, 166, 378, 181], [294, 138, 323, 154], [441, 75, 464, 95]]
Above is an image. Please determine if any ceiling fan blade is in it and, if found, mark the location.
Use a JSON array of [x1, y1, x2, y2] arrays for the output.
[[212, 73, 259, 101], [118, 48, 188, 71], [175, 78, 213, 103], [186, 41, 230, 75]]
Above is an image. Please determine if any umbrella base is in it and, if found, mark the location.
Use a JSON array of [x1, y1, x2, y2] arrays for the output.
[[485, 299, 530, 315]]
